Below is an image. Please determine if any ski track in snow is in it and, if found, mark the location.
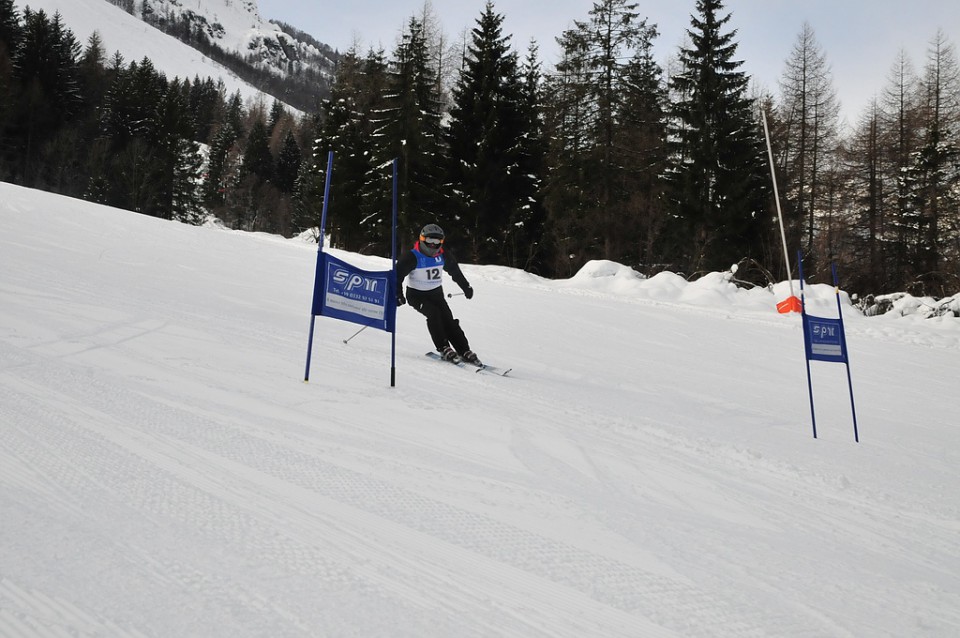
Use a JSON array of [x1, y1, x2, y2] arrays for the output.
[[2, 183, 959, 636], [0, 342, 744, 637]]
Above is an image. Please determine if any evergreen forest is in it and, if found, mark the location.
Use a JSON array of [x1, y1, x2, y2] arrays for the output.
[[1, 0, 958, 298]]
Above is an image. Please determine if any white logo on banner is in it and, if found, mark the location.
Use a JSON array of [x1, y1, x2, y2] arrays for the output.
[[326, 264, 387, 321]]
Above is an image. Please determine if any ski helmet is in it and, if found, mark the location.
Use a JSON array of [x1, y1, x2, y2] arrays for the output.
[[420, 224, 444, 241], [418, 223, 445, 255]]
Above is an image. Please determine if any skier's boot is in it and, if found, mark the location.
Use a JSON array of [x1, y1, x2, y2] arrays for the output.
[[440, 345, 461, 363], [461, 350, 482, 366]]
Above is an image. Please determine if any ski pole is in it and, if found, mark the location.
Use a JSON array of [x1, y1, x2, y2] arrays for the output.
[[343, 325, 368, 344], [447, 292, 464, 298]]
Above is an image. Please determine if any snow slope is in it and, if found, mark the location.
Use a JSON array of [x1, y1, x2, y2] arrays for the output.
[[1, 180, 959, 637], [16, 0, 274, 107], [143, 0, 284, 55]]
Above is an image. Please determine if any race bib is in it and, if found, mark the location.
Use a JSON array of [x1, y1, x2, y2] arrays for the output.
[[406, 250, 445, 291]]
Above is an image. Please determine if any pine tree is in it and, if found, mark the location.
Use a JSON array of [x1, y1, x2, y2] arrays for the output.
[[880, 50, 923, 289], [666, 0, 769, 275], [843, 100, 888, 292], [95, 56, 174, 215], [275, 128, 301, 194], [0, 0, 20, 53], [223, 91, 245, 140], [202, 93, 244, 213], [902, 30, 960, 294], [102, 57, 166, 144], [268, 98, 285, 135], [115, 137, 161, 215], [315, 95, 365, 248], [544, 0, 662, 275], [202, 124, 236, 210], [241, 117, 274, 183], [234, 116, 274, 230], [619, 34, 669, 269], [153, 78, 203, 223], [49, 12, 82, 107], [509, 42, 549, 272], [544, 25, 595, 276], [777, 22, 841, 269], [79, 32, 107, 101], [583, 0, 650, 250], [170, 134, 205, 224], [11, 9, 83, 185], [375, 16, 448, 248], [352, 48, 392, 249], [291, 112, 325, 238], [189, 75, 221, 143], [446, 2, 527, 265], [307, 47, 385, 250], [0, 0, 22, 179]]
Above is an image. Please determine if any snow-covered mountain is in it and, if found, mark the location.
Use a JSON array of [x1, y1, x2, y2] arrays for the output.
[[134, 0, 336, 78], [15, 0, 336, 111], [2, 181, 959, 636]]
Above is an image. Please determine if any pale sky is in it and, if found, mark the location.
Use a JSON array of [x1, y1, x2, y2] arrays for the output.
[[257, 0, 960, 126]]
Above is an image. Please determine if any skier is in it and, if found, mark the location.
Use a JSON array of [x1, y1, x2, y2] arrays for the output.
[[396, 223, 481, 365]]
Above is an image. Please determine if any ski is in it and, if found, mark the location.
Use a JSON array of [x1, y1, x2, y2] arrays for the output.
[[424, 352, 511, 377], [475, 363, 512, 377]]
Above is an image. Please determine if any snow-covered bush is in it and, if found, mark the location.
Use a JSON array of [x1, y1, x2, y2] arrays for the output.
[[857, 293, 959, 318]]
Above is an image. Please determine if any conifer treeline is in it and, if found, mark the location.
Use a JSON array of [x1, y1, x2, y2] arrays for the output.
[[0, 4, 307, 232], [2, 0, 958, 296]]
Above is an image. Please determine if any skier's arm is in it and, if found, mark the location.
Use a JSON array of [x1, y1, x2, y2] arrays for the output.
[[396, 251, 416, 283], [442, 252, 473, 297], [395, 251, 416, 303]]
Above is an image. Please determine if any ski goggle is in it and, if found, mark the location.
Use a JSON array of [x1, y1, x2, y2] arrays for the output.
[[421, 236, 444, 248]]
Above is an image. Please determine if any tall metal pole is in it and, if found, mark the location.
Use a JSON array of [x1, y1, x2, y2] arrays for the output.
[[304, 151, 335, 382], [798, 252, 818, 439], [390, 158, 398, 388], [762, 109, 799, 306], [318, 150, 334, 251], [832, 263, 860, 443]]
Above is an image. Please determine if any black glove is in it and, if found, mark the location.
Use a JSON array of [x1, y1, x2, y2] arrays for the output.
[[464, 286, 474, 300], [397, 290, 406, 306]]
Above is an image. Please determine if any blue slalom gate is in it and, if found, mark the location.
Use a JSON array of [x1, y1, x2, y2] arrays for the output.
[[798, 253, 860, 442], [303, 152, 400, 386]]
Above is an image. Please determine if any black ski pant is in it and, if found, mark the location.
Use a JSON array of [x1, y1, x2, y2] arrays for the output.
[[406, 287, 470, 354]]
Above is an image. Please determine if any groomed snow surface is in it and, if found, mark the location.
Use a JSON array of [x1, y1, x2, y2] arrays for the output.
[[1, 181, 958, 637]]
